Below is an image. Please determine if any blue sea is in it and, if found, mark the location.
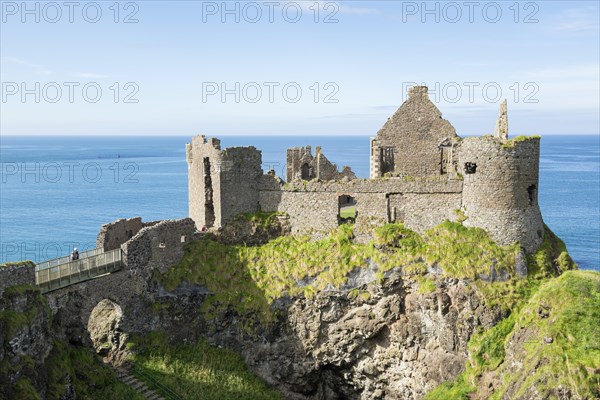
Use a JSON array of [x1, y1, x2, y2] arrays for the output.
[[0, 135, 598, 271]]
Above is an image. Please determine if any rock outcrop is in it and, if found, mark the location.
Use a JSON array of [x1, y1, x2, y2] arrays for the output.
[[154, 267, 504, 399], [0, 223, 593, 400]]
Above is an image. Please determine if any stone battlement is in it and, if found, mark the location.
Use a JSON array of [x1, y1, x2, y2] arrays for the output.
[[186, 86, 544, 252]]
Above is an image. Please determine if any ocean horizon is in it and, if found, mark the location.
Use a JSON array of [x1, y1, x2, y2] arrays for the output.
[[1, 134, 598, 271]]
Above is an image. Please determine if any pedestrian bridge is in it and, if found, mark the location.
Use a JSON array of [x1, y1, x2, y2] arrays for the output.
[[35, 248, 123, 293]]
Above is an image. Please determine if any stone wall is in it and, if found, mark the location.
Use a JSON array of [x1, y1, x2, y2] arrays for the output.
[[187, 136, 224, 229], [353, 192, 389, 234], [0, 262, 35, 296], [218, 147, 263, 225], [370, 86, 459, 178], [122, 218, 195, 273], [260, 191, 340, 234], [287, 146, 356, 182], [186, 86, 545, 254], [399, 193, 463, 232], [258, 177, 464, 236], [96, 217, 159, 251], [187, 135, 262, 229], [286, 146, 314, 181], [42, 219, 196, 339], [458, 136, 543, 253], [269, 177, 463, 194]]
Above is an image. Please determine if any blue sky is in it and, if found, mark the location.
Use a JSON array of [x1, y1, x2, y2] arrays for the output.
[[1, 0, 599, 136]]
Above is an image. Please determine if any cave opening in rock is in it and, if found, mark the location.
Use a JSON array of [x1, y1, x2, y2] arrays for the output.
[[87, 299, 124, 362]]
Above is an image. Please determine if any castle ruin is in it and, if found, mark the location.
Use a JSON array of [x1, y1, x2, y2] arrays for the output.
[[186, 86, 544, 253]]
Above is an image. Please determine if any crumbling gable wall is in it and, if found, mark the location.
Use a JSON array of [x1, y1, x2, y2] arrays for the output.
[[122, 218, 195, 273], [286, 146, 356, 182], [370, 86, 459, 178], [96, 217, 159, 251]]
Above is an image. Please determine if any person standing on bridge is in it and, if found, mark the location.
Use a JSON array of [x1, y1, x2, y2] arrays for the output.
[[71, 247, 79, 261]]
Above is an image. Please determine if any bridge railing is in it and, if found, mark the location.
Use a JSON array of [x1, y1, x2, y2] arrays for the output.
[[35, 248, 123, 293], [35, 247, 103, 272]]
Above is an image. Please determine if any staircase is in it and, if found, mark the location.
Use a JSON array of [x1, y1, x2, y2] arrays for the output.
[[114, 365, 167, 400]]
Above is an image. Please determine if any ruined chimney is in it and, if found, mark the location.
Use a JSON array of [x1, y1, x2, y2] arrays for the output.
[[408, 85, 429, 98], [494, 99, 509, 140]]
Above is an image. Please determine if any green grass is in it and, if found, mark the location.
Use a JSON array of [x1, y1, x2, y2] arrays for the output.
[[239, 212, 286, 229], [0, 260, 34, 268], [501, 270, 600, 398], [423, 220, 520, 280], [527, 224, 576, 277], [416, 275, 437, 294], [156, 220, 553, 326], [426, 270, 599, 399], [129, 332, 282, 400], [0, 286, 46, 347], [45, 340, 146, 400], [0, 284, 139, 400], [501, 135, 541, 147], [339, 206, 356, 219], [426, 375, 473, 400]]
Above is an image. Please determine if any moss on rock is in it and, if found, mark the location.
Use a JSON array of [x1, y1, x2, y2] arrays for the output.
[[427, 270, 599, 400]]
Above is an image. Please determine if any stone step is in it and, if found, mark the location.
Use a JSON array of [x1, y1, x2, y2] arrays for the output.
[[110, 363, 168, 400], [131, 381, 145, 390]]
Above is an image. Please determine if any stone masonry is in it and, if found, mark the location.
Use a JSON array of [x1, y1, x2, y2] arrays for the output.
[[187, 86, 545, 253], [286, 145, 356, 182], [1, 218, 196, 337], [96, 217, 160, 252]]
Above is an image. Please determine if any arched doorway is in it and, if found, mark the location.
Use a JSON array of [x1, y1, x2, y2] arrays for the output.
[[87, 299, 124, 361]]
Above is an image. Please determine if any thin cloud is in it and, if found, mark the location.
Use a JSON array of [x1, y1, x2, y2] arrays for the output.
[[551, 7, 599, 32], [525, 65, 600, 80], [2, 57, 52, 75]]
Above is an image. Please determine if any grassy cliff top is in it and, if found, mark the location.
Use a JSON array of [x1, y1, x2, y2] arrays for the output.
[[154, 220, 575, 326], [428, 269, 600, 399], [0, 260, 35, 268]]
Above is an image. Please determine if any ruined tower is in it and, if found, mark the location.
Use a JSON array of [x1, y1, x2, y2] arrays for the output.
[[459, 135, 544, 253], [186, 135, 262, 229]]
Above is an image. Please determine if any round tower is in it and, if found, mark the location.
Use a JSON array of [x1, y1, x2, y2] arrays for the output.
[[458, 136, 544, 253]]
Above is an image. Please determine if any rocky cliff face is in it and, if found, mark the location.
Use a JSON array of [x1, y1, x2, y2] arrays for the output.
[[153, 266, 505, 399], [1, 220, 593, 400], [0, 286, 53, 399]]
